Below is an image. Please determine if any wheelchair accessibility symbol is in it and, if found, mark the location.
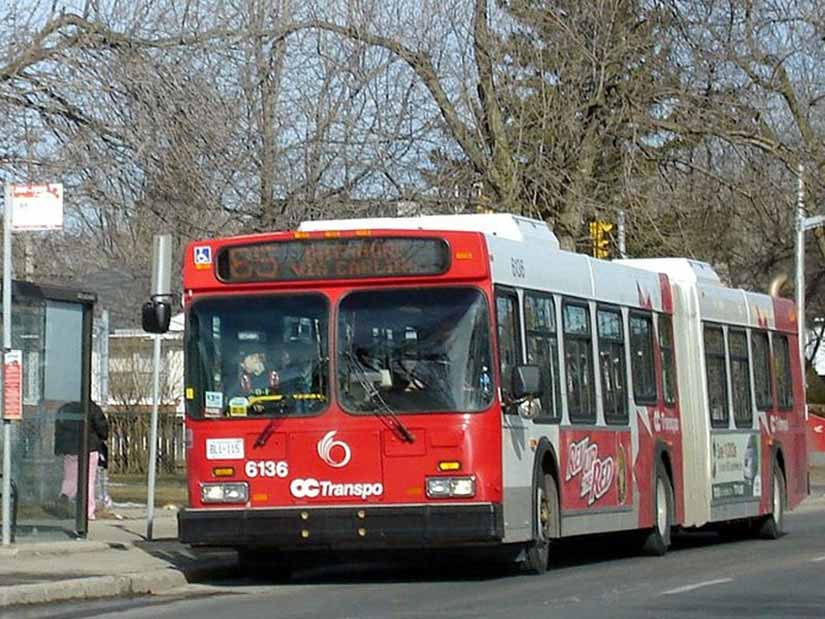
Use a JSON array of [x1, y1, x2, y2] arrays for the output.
[[194, 245, 212, 269]]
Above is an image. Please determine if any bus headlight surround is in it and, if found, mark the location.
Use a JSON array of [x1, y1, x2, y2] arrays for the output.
[[426, 476, 476, 498], [201, 482, 249, 504]]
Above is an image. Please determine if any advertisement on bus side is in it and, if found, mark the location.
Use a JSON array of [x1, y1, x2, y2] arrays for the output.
[[711, 433, 761, 501], [561, 430, 632, 511]]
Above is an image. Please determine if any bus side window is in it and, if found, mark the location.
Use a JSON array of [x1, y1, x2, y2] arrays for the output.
[[563, 301, 596, 424], [525, 291, 561, 423], [751, 330, 773, 410], [658, 314, 677, 406], [597, 307, 627, 425], [495, 289, 522, 405], [729, 329, 752, 428], [629, 312, 657, 404], [703, 324, 729, 428], [774, 334, 793, 410]]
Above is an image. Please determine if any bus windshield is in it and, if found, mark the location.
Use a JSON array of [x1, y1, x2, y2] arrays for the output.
[[186, 294, 328, 418], [337, 288, 494, 414]]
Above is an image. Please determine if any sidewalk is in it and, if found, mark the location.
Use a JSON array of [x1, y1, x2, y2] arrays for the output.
[[0, 505, 237, 608]]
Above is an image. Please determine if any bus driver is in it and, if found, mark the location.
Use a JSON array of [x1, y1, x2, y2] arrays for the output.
[[238, 344, 278, 394]]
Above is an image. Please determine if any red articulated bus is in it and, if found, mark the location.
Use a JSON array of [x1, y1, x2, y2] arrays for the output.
[[178, 214, 808, 575]]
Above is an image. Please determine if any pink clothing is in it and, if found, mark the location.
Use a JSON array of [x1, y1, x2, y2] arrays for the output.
[[61, 452, 99, 519]]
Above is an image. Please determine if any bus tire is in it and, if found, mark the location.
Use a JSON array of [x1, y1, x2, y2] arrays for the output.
[[523, 473, 558, 574], [641, 460, 673, 556], [758, 461, 786, 540], [237, 548, 293, 582]]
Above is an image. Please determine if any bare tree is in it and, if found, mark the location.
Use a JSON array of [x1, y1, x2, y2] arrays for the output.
[[1, 0, 823, 338], [635, 1, 825, 336], [1, 1, 422, 322]]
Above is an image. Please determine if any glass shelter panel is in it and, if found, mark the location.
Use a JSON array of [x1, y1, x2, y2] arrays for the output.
[[1, 290, 93, 543]]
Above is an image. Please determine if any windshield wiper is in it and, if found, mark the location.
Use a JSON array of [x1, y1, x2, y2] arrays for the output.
[[345, 352, 415, 443], [247, 397, 290, 448], [254, 417, 278, 448]]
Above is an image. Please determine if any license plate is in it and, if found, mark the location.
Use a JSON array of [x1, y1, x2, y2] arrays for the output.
[[206, 438, 245, 460]]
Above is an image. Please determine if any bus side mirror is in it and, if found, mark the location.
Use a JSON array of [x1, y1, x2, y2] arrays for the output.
[[142, 300, 171, 334], [511, 365, 543, 400]]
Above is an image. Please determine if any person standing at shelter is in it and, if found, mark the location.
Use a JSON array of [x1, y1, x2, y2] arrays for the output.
[[54, 400, 109, 520]]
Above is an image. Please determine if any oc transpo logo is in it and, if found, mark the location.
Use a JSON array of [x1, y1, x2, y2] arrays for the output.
[[290, 478, 321, 498], [317, 430, 351, 468], [289, 478, 383, 500]]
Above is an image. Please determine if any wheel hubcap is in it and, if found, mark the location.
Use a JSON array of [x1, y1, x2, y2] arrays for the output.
[[656, 479, 667, 534], [537, 488, 549, 540], [773, 477, 781, 523]]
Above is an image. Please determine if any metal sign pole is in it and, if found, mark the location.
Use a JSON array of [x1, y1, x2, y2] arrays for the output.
[[146, 235, 172, 540], [146, 333, 162, 540], [2, 185, 13, 546]]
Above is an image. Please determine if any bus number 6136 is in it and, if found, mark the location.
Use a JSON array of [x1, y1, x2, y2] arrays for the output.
[[245, 460, 289, 478]]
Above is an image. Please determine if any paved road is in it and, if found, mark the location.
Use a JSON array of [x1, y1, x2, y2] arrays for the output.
[[10, 501, 825, 619]]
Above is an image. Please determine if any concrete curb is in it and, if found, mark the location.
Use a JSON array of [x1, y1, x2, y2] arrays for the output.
[[0, 541, 114, 559], [0, 559, 238, 608]]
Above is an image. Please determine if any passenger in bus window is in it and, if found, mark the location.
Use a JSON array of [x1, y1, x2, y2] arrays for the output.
[[239, 344, 278, 394]]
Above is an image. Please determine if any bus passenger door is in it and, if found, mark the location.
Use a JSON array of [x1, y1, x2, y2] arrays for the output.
[[495, 287, 534, 543]]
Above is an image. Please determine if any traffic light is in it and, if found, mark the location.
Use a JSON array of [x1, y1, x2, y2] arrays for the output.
[[589, 220, 614, 259]]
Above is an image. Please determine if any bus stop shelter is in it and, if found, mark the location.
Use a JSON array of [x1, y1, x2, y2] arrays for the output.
[[0, 280, 96, 543]]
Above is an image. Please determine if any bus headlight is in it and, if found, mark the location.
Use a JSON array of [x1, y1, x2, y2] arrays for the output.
[[201, 482, 249, 504], [426, 476, 476, 498]]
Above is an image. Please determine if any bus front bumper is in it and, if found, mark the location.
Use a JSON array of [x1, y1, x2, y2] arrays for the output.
[[178, 503, 503, 550]]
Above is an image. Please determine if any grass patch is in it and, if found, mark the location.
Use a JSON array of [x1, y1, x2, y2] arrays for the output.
[[108, 473, 188, 506]]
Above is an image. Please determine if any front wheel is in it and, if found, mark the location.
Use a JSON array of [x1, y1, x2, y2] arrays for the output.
[[523, 473, 559, 574], [758, 461, 786, 540], [641, 461, 673, 556]]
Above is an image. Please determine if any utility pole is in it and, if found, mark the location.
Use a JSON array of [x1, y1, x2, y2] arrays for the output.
[[796, 164, 825, 421], [796, 164, 805, 379], [617, 210, 627, 259], [2, 185, 11, 547]]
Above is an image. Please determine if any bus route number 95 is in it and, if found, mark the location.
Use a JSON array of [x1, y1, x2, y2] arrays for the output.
[[245, 460, 289, 478]]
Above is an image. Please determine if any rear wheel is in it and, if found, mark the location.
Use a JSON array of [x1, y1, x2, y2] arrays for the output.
[[758, 461, 786, 540], [641, 461, 673, 556], [523, 473, 559, 574]]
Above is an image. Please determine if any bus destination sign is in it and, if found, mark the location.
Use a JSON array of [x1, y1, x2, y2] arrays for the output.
[[217, 237, 450, 282]]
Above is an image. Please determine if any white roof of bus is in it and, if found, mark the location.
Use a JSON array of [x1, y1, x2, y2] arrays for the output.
[[618, 258, 778, 329], [299, 215, 781, 327], [299, 214, 561, 250], [615, 258, 722, 285]]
